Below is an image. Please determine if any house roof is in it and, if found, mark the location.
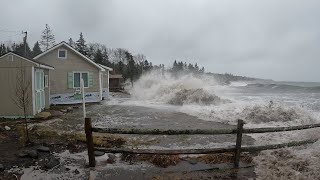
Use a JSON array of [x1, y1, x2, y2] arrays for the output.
[[33, 41, 105, 71], [0, 52, 55, 70], [97, 63, 113, 71]]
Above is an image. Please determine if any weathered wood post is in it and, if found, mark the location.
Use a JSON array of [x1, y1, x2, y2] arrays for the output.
[[234, 119, 244, 168], [85, 118, 96, 167]]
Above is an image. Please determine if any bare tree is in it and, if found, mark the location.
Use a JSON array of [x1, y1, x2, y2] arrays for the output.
[[40, 24, 55, 51], [12, 66, 32, 144]]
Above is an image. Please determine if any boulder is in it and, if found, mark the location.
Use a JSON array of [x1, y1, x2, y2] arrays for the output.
[[67, 107, 74, 112], [37, 146, 50, 152], [74, 169, 80, 174], [60, 109, 68, 113], [28, 150, 38, 158], [0, 164, 4, 171], [107, 154, 116, 164], [94, 151, 105, 157], [35, 112, 51, 120], [4, 126, 11, 131], [45, 158, 60, 169], [18, 151, 29, 158]]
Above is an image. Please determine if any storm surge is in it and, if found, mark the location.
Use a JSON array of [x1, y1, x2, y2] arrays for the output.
[[128, 71, 318, 127], [129, 71, 227, 106]]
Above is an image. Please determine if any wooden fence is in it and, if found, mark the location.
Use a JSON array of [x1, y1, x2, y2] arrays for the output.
[[84, 118, 320, 168]]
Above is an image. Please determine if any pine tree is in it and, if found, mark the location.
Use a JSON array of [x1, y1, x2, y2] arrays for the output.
[[0, 44, 6, 56], [14, 36, 32, 58], [76, 32, 89, 56], [32, 41, 42, 57], [93, 49, 104, 65], [68, 38, 76, 48], [40, 24, 55, 51]]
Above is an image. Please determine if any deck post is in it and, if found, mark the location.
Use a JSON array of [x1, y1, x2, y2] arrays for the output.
[[234, 119, 244, 168], [85, 118, 95, 167]]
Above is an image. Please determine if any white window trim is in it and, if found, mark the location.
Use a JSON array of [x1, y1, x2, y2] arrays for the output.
[[73, 71, 89, 88], [44, 75, 49, 88], [58, 49, 67, 59]]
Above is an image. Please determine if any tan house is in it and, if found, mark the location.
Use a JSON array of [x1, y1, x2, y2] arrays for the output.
[[0, 52, 54, 118], [33, 41, 112, 104]]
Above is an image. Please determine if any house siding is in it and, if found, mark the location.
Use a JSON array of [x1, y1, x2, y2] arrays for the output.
[[0, 54, 34, 116], [35, 44, 101, 94]]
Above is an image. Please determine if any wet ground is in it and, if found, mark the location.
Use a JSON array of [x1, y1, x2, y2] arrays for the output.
[[1, 93, 256, 179], [59, 96, 254, 150]]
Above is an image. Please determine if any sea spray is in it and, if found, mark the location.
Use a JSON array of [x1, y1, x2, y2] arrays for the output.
[[128, 71, 224, 105], [168, 89, 230, 105]]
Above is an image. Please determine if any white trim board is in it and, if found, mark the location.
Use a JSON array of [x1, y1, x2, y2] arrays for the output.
[[31, 66, 36, 115], [97, 63, 113, 71], [33, 42, 105, 71]]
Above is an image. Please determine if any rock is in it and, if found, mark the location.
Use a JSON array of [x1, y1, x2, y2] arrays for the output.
[[18, 151, 29, 158], [28, 150, 38, 158], [107, 154, 116, 164], [0, 164, 4, 171], [65, 167, 70, 171], [94, 151, 105, 157], [35, 112, 51, 120], [67, 107, 73, 112], [45, 158, 60, 169], [50, 110, 63, 117], [74, 169, 80, 174], [37, 146, 50, 152], [4, 126, 11, 131], [60, 109, 68, 113]]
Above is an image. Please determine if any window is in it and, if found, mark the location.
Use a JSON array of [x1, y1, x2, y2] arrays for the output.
[[58, 49, 67, 59], [73, 72, 89, 88], [44, 75, 49, 88]]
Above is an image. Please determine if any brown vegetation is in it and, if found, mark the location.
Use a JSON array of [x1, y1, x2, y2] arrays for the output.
[[121, 153, 180, 168]]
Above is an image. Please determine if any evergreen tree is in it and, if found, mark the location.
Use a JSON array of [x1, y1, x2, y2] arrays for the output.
[[32, 41, 42, 57], [194, 63, 199, 72], [76, 32, 89, 56], [14, 36, 32, 58], [93, 49, 104, 65], [68, 38, 76, 48], [40, 24, 55, 51], [0, 44, 7, 56], [173, 60, 178, 71]]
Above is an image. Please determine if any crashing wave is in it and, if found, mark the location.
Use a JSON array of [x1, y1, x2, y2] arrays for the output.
[[168, 88, 229, 105], [241, 102, 315, 124], [128, 71, 221, 105]]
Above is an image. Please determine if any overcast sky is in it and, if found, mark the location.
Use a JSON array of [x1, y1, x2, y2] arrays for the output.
[[1, 0, 320, 82]]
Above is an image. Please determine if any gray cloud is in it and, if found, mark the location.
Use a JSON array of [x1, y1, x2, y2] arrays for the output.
[[1, 0, 320, 81]]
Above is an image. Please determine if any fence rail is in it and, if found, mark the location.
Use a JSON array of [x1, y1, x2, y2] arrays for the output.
[[85, 118, 320, 168], [91, 123, 320, 135]]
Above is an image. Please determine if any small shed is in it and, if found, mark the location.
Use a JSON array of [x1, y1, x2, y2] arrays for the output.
[[0, 52, 54, 118], [109, 74, 124, 92]]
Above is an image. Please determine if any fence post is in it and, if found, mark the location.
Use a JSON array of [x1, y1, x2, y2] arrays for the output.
[[234, 119, 244, 168], [85, 118, 96, 167]]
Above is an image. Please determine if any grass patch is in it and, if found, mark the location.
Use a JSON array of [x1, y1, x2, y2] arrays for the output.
[[73, 133, 126, 148], [121, 153, 180, 168], [196, 152, 253, 164]]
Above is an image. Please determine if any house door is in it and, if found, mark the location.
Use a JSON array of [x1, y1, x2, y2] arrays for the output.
[[35, 69, 45, 113]]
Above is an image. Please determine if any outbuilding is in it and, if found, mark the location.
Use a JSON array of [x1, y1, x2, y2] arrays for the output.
[[0, 52, 54, 118]]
